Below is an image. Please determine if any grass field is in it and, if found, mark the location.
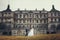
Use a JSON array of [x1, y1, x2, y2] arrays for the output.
[[0, 34, 60, 40]]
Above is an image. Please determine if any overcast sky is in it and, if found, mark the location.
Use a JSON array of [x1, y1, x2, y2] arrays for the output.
[[0, 0, 60, 11]]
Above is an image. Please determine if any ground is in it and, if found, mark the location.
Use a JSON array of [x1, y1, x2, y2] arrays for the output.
[[0, 34, 60, 40]]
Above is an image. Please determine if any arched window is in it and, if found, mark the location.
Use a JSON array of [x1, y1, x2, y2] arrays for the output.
[[50, 25, 56, 34], [56, 24, 60, 33], [3, 32, 7, 35], [57, 24, 60, 30], [50, 25, 56, 30]]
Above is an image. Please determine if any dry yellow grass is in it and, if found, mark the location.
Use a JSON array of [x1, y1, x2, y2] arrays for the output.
[[0, 34, 60, 40]]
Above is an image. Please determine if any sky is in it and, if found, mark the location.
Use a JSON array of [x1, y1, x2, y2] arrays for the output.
[[0, 0, 60, 11]]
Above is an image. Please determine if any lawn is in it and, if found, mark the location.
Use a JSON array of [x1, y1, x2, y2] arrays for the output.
[[0, 34, 60, 40]]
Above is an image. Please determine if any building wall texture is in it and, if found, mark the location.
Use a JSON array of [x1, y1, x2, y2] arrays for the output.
[[0, 5, 60, 36]]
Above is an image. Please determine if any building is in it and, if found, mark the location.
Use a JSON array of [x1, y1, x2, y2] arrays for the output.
[[0, 4, 60, 36]]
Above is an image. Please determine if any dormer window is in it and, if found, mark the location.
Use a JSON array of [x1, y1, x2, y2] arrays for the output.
[[29, 11, 33, 13]]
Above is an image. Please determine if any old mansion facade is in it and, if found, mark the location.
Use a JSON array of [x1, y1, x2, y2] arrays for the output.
[[0, 5, 60, 36]]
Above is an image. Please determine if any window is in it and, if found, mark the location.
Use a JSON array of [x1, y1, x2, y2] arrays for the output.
[[34, 20, 36, 23], [34, 14, 35, 18], [44, 15, 45, 17], [44, 20, 46, 23], [40, 14, 42, 18], [20, 15, 22, 18], [22, 14, 23, 18], [57, 24, 60, 30], [18, 14, 20, 18], [57, 18, 58, 22], [37, 20, 38, 23], [21, 20, 23, 23], [55, 18, 56, 22], [30, 19, 31, 23], [30, 14, 31, 17], [29, 11, 33, 13], [54, 13, 56, 16], [3, 32, 7, 35], [44, 15, 47, 17], [40, 20, 42, 23], [50, 25, 56, 33], [18, 20, 20, 24], [51, 18, 53, 22], [36, 14, 38, 18], [23, 14, 25, 18], [59, 18, 60, 22]]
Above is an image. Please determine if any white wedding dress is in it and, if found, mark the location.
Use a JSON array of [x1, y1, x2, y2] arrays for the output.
[[28, 28, 34, 36]]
